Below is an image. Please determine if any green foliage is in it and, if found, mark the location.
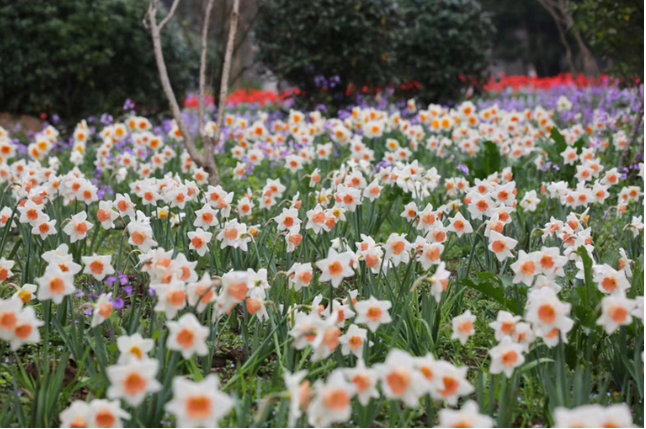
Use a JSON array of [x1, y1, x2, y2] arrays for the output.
[[480, 0, 569, 77], [254, 0, 400, 109], [0, 0, 198, 120], [464, 141, 501, 180], [254, 0, 494, 106], [573, 0, 644, 81], [542, 128, 585, 184], [396, 0, 494, 104]]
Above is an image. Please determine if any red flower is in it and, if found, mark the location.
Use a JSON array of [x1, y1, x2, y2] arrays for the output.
[[482, 73, 613, 93]]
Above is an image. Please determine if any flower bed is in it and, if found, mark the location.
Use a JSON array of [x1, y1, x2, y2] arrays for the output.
[[0, 85, 643, 427]]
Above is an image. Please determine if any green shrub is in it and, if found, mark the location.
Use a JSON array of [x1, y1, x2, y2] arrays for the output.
[[0, 0, 197, 120], [573, 0, 644, 82], [254, 0, 494, 107], [254, 0, 400, 109], [395, 0, 494, 104]]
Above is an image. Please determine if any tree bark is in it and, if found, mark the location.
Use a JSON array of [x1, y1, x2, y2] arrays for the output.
[[622, 93, 644, 169], [198, 0, 216, 135], [535, 0, 576, 74], [209, 0, 240, 186], [197, 0, 221, 185], [535, 0, 600, 76], [557, 0, 599, 77], [148, 0, 205, 167], [148, 0, 233, 185]]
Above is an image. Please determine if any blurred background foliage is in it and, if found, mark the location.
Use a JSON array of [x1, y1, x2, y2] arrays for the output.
[[0, 0, 642, 120], [254, 0, 401, 109], [572, 0, 643, 82], [0, 0, 197, 120]]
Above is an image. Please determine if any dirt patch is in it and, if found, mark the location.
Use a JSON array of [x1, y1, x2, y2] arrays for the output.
[[0, 113, 44, 134]]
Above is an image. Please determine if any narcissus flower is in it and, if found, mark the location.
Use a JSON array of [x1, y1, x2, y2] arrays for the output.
[[593, 264, 630, 295], [489, 337, 526, 377], [306, 204, 328, 235], [63, 211, 93, 243], [339, 324, 369, 358], [153, 281, 187, 319], [451, 309, 476, 345], [167, 313, 209, 359], [0, 257, 14, 282], [216, 219, 251, 251], [194, 203, 219, 229], [427, 360, 474, 405], [287, 262, 313, 291], [307, 371, 355, 428], [315, 248, 355, 288], [384, 233, 411, 267], [61, 400, 130, 429], [187, 273, 217, 313], [188, 228, 213, 256], [106, 359, 161, 406], [88, 399, 131, 428], [487, 231, 518, 261], [447, 211, 473, 237], [114, 193, 137, 219], [91, 293, 114, 327], [511, 250, 540, 286], [525, 287, 574, 347], [13, 283, 37, 304], [117, 333, 155, 364], [342, 359, 379, 406], [82, 254, 115, 281], [553, 404, 635, 428], [354, 296, 392, 332], [428, 262, 451, 302], [375, 349, 424, 407], [0, 297, 23, 341], [165, 374, 234, 428], [36, 266, 76, 304], [437, 400, 494, 428], [489, 310, 522, 342], [596, 294, 636, 334], [97, 200, 120, 229]]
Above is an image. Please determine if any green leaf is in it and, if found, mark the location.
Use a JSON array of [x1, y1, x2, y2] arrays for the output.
[[576, 245, 598, 308], [550, 128, 567, 154], [461, 277, 521, 315]]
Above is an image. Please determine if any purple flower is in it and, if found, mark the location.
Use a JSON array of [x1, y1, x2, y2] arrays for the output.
[[106, 276, 117, 286], [119, 273, 129, 285], [123, 99, 136, 111], [457, 164, 470, 176], [123, 285, 133, 296], [100, 113, 114, 125], [375, 160, 392, 173], [111, 298, 125, 310]]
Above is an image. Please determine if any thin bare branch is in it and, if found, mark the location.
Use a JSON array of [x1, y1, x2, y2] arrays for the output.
[[159, 0, 182, 31], [148, 0, 204, 166], [206, 0, 241, 186], [199, 0, 216, 137]]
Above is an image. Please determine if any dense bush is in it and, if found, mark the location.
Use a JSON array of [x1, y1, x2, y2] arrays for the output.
[[254, 0, 400, 109], [0, 0, 197, 120], [254, 0, 494, 107], [573, 0, 643, 82], [396, 0, 494, 104]]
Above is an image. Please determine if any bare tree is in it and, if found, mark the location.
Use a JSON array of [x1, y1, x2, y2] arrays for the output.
[[535, 0, 600, 77], [147, 0, 241, 185]]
